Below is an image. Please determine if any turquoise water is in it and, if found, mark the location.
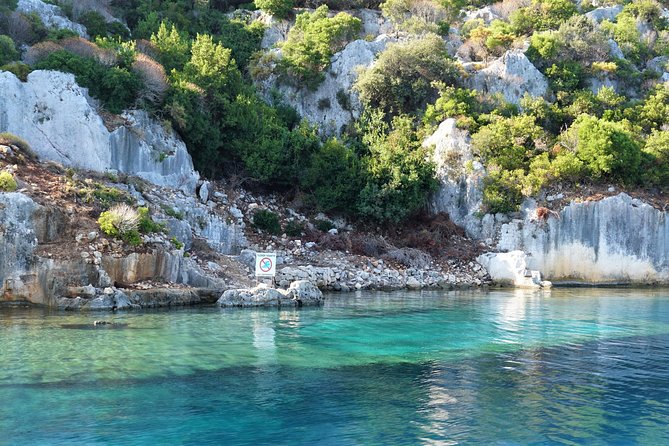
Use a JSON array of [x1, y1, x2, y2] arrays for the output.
[[2, 288, 669, 445]]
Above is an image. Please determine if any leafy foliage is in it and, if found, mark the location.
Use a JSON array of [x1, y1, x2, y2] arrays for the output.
[[279, 6, 361, 89], [355, 34, 460, 117], [0, 34, 18, 65], [0, 171, 17, 192]]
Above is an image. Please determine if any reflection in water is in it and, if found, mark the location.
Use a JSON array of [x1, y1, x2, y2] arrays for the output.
[[1, 288, 669, 445]]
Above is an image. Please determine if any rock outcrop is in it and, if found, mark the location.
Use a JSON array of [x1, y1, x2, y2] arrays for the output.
[[216, 280, 323, 307], [259, 36, 393, 134], [491, 194, 669, 284], [17, 0, 87, 37], [424, 118, 486, 238], [470, 50, 549, 105], [585, 5, 623, 24], [0, 71, 199, 192]]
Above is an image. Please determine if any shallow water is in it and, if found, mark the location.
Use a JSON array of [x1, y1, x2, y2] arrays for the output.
[[2, 288, 669, 445]]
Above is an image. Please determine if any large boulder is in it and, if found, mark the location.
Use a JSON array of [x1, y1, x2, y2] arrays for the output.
[[0, 71, 199, 192], [217, 281, 323, 307], [476, 251, 542, 288], [585, 5, 623, 24], [17, 0, 87, 37], [469, 50, 549, 105], [424, 119, 486, 238]]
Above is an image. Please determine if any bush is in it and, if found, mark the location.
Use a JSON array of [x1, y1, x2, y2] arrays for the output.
[[35, 50, 142, 114], [0, 61, 30, 81], [642, 130, 669, 186], [137, 207, 165, 233], [0, 34, 17, 65], [98, 204, 140, 238], [255, 0, 294, 19], [0, 132, 34, 157], [355, 34, 460, 117], [356, 115, 438, 224], [150, 22, 190, 72], [314, 218, 335, 232], [0, 171, 17, 192], [132, 53, 168, 104], [79, 10, 108, 38], [284, 220, 304, 237], [23, 41, 62, 66], [471, 115, 546, 170], [509, 0, 577, 35], [565, 114, 642, 182], [381, 0, 448, 35], [253, 209, 282, 235], [279, 6, 361, 89], [58, 36, 116, 66], [300, 138, 362, 213], [482, 166, 524, 214]]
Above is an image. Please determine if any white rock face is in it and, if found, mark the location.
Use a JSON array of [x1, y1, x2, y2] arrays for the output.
[[476, 251, 540, 288], [0, 193, 39, 288], [494, 194, 669, 284], [264, 36, 393, 134], [110, 110, 199, 192], [354, 9, 394, 37], [585, 5, 623, 24], [17, 0, 87, 37], [470, 50, 548, 105], [0, 71, 199, 192], [464, 6, 501, 24], [424, 118, 485, 238]]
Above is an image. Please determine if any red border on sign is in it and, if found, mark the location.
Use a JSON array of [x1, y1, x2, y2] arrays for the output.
[[259, 257, 273, 273]]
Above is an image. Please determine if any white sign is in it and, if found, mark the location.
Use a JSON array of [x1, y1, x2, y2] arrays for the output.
[[255, 252, 277, 277]]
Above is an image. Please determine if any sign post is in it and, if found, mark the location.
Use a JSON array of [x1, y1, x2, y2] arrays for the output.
[[255, 252, 277, 281]]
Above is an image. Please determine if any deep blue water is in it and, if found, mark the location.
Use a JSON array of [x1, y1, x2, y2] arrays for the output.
[[2, 288, 669, 445]]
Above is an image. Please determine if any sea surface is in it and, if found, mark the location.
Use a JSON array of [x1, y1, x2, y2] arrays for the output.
[[1, 288, 669, 445]]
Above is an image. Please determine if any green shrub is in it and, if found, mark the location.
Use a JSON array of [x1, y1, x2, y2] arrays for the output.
[[0, 132, 33, 156], [279, 6, 361, 89], [35, 50, 142, 114], [1, 61, 31, 81], [151, 22, 190, 72], [356, 115, 438, 224], [253, 209, 281, 235], [98, 204, 140, 238], [255, 0, 294, 19], [300, 138, 362, 213], [482, 167, 524, 214], [642, 130, 669, 186], [471, 115, 545, 171], [79, 11, 108, 38], [284, 220, 304, 237], [137, 207, 165, 233], [0, 171, 17, 192], [170, 236, 184, 249], [509, 0, 577, 35], [0, 34, 18, 65], [355, 34, 460, 117], [381, 0, 448, 35], [565, 114, 642, 182], [314, 218, 335, 232]]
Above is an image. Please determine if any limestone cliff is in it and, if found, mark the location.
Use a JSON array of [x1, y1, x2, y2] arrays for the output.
[[0, 71, 199, 193], [491, 194, 669, 284]]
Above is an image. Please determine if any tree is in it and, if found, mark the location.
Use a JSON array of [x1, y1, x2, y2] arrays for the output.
[[356, 115, 438, 223], [355, 34, 460, 117], [279, 6, 361, 89], [255, 0, 294, 19], [564, 114, 642, 182], [0, 34, 17, 65], [151, 22, 190, 72]]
